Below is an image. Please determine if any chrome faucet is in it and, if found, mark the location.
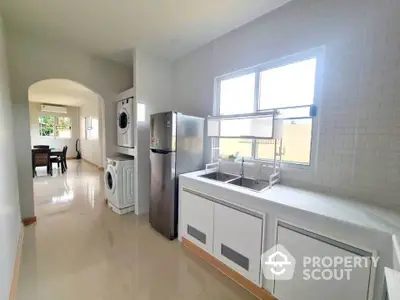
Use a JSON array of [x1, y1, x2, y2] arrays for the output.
[[240, 157, 245, 178]]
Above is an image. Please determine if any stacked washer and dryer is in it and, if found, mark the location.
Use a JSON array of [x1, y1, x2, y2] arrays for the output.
[[104, 93, 136, 214]]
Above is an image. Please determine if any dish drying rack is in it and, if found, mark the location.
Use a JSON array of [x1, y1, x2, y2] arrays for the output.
[[207, 109, 283, 188], [206, 138, 283, 189]]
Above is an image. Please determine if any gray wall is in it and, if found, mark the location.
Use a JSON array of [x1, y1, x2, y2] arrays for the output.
[[172, 0, 400, 209], [6, 29, 133, 218], [0, 15, 21, 299]]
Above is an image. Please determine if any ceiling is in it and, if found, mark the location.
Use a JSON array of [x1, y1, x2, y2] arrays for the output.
[[0, 0, 292, 64], [29, 79, 98, 107]]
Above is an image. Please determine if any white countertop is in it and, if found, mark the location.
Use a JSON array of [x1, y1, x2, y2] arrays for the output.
[[181, 169, 400, 297], [181, 169, 400, 236]]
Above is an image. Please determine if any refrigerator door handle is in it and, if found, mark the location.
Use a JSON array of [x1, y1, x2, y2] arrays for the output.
[[150, 148, 172, 154]]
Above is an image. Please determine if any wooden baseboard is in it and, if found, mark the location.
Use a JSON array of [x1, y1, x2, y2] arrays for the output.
[[22, 216, 37, 226], [98, 167, 104, 171], [66, 157, 76, 160], [182, 238, 275, 300], [82, 158, 97, 167], [9, 223, 24, 300]]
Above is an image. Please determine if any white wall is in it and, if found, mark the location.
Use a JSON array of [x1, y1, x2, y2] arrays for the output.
[[172, 0, 400, 209], [134, 49, 173, 115], [79, 95, 103, 167], [133, 49, 173, 214], [6, 29, 132, 218], [29, 103, 79, 157], [0, 15, 21, 299]]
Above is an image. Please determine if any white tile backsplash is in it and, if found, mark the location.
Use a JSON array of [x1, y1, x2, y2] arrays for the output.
[[172, 0, 400, 209]]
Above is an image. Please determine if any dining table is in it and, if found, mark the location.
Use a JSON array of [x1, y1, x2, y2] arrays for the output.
[[49, 148, 63, 157], [32, 147, 63, 156], [32, 147, 65, 173]]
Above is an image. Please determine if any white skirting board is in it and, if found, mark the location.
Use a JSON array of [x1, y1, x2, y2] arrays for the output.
[[107, 201, 135, 215]]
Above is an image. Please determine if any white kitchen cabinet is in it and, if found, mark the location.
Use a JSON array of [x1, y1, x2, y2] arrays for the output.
[[213, 202, 264, 285], [275, 223, 373, 300], [180, 189, 214, 254]]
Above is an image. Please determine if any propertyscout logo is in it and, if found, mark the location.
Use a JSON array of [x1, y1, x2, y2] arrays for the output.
[[261, 244, 379, 281], [261, 244, 295, 280]]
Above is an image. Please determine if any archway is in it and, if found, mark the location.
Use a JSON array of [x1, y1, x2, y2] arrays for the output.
[[6, 36, 132, 221], [28, 79, 107, 170]]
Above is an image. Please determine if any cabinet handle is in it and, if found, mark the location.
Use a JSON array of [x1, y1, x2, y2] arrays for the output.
[[182, 187, 263, 219], [278, 221, 372, 256], [221, 244, 249, 271], [187, 225, 206, 244]]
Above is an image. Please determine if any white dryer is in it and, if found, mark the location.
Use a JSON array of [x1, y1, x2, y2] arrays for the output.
[[104, 156, 135, 214], [117, 97, 135, 148]]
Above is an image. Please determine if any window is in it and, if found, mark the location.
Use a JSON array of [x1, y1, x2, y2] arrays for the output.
[[85, 117, 99, 140], [256, 119, 313, 164], [39, 116, 55, 137], [217, 73, 256, 158], [57, 117, 72, 138], [137, 102, 146, 122], [39, 116, 72, 138], [215, 51, 320, 165], [258, 58, 316, 109]]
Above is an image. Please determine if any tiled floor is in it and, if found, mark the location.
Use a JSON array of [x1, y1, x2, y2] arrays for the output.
[[17, 160, 257, 300]]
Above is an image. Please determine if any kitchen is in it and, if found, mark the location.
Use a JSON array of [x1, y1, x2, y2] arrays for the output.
[[2, 0, 400, 299], [112, 42, 400, 300]]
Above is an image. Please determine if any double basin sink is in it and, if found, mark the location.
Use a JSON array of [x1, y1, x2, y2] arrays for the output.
[[200, 171, 270, 192]]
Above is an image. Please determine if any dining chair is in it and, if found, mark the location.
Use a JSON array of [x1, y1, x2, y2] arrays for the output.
[[62, 146, 68, 171], [32, 148, 52, 177], [50, 151, 63, 172], [33, 145, 50, 149]]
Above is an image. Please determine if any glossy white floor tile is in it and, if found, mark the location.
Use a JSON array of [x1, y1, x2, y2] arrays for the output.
[[17, 160, 257, 300]]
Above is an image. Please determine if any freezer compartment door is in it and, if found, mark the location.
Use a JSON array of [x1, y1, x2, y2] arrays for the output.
[[176, 113, 204, 175], [149, 149, 177, 239], [150, 112, 176, 151]]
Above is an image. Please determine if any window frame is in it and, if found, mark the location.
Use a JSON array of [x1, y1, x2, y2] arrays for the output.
[[213, 47, 325, 167], [85, 116, 99, 140], [38, 115, 72, 139]]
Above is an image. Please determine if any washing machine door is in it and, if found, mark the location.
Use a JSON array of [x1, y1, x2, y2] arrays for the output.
[[104, 167, 116, 195], [118, 108, 130, 135]]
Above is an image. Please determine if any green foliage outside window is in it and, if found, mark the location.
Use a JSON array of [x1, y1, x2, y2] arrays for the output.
[[39, 116, 71, 138], [39, 116, 56, 136]]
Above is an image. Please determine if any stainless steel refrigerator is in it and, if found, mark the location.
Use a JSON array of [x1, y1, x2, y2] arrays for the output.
[[149, 112, 204, 240]]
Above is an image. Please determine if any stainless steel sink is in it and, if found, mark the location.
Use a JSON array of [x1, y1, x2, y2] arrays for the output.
[[228, 177, 270, 192], [200, 171, 271, 192], [200, 172, 239, 182]]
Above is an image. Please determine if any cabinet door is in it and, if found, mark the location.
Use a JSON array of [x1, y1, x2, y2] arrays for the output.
[[214, 203, 263, 285], [181, 189, 214, 254], [275, 225, 372, 300]]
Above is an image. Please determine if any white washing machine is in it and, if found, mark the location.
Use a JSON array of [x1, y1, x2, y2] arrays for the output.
[[104, 156, 135, 214], [117, 97, 135, 148]]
